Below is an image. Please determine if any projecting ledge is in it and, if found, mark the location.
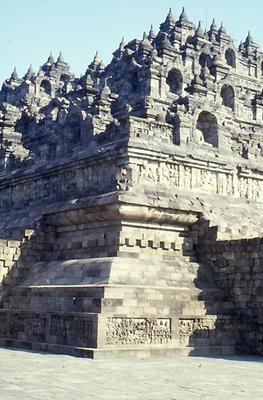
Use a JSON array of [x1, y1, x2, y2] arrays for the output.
[[44, 197, 200, 227]]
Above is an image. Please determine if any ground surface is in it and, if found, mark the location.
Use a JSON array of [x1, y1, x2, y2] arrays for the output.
[[0, 348, 262, 399]]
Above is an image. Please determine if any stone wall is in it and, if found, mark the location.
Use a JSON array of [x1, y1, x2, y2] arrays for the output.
[[130, 151, 263, 202], [192, 218, 263, 355], [0, 238, 22, 290], [0, 226, 53, 302], [0, 146, 123, 210]]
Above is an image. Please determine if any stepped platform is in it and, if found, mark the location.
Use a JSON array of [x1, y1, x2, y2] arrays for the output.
[[0, 250, 240, 358]]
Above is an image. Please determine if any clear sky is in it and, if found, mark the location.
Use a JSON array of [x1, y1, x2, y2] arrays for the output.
[[1, 0, 262, 84]]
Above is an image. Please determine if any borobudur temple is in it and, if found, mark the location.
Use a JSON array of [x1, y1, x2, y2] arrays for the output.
[[0, 7, 263, 358]]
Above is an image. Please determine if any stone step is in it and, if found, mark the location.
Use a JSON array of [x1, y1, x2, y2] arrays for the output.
[[2, 294, 232, 315], [6, 281, 223, 293], [3, 283, 228, 315], [0, 337, 241, 359], [10, 285, 105, 298], [9, 284, 224, 297], [15, 258, 212, 288]]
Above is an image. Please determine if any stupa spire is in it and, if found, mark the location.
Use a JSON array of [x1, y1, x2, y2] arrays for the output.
[[218, 22, 226, 34], [166, 7, 175, 23], [195, 21, 205, 37], [160, 7, 176, 32], [179, 7, 189, 22], [11, 67, 19, 80], [57, 52, 65, 63], [47, 52, 55, 64], [24, 64, 35, 79], [210, 18, 217, 31], [148, 24, 156, 40]]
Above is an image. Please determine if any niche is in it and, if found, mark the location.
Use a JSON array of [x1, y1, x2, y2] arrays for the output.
[[65, 114, 82, 145], [196, 111, 218, 147], [173, 115, 180, 145], [199, 53, 212, 68], [128, 70, 139, 92], [220, 84, 235, 110], [225, 48, 236, 68], [16, 113, 31, 135], [166, 69, 183, 95], [40, 79, 52, 96]]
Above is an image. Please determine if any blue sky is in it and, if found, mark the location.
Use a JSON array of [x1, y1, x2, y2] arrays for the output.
[[1, 0, 262, 84]]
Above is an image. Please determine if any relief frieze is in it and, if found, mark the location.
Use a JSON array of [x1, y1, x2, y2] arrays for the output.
[[106, 317, 172, 345]]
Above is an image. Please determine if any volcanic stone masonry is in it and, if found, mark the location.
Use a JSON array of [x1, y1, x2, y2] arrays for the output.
[[0, 7, 263, 358]]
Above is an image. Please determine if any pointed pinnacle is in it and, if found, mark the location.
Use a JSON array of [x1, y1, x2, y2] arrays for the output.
[[11, 67, 18, 80], [27, 64, 35, 75], [89, 51, 104, 69], [94, 51, 101, 63], [246, 30, 253, 42], [23, 64, 35, 80], [219, 22, 226, 34], [210, 18, 217, 30], [166, 7, 175, 23], [140, 31, 152, 50], [148, 24, 156, 39], [180, 6, 189, 22], [57, 51, 65, 63], [196, 21, 204, 36], [47, 52, 55, 63], [117, 37, 125, 52]]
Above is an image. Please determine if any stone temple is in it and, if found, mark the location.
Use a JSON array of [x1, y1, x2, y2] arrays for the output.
[[0, 7, 263, 358]]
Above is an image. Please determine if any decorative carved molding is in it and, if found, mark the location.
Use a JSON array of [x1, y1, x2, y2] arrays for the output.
[[106, 317, 172, 345], [179, 317, 232, 345]]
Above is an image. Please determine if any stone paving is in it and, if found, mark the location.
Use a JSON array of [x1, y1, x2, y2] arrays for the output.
[[0, 348, 263, 399]]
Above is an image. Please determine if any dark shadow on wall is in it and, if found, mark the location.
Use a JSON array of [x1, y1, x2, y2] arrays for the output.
[[0, 222, 54, 306], [178, 228, 241, 358], [188, 217, 263, 358]]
